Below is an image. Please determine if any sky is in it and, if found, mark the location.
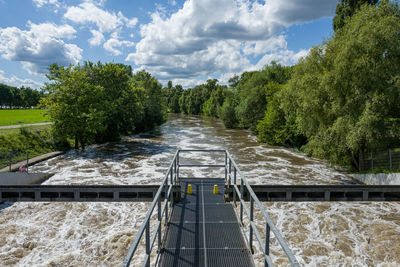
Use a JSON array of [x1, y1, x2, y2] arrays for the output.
[[0, 0, 337, 89]]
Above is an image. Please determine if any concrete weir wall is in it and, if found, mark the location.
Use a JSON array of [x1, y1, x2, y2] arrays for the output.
[[351, 173, 400, 185]]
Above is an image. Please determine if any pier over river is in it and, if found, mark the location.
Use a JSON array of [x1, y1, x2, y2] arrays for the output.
[[0, 114, 399, 266]]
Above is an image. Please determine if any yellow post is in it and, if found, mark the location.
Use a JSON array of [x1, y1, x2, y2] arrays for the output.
[[213, 184, 218, 194], [187, 184, 192, 194]]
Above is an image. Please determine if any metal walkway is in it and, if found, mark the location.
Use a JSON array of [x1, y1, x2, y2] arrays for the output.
[[158, 178, 254, 267], [123, 150, 300, 267]]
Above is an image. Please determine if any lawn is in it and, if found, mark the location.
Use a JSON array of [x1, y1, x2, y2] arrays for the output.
[[0, 109, 50, 126]]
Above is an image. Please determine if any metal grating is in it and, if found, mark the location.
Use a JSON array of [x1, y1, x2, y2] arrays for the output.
[[164, 222, 203, 249], [159, 178, 255, 267]]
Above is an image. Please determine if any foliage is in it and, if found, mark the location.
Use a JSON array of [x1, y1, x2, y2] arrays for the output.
[[234, 62, 293, 131], [333, 0, 378, 32], [0, 83, 43, 108], [286, 1, 400, 168], [42, 62, 165, 149]]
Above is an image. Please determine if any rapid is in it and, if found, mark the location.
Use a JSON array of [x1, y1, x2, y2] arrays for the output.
[[0, 114, 399, 266]]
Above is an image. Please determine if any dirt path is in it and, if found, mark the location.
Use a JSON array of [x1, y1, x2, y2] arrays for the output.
[[0, 122, 52, 129]]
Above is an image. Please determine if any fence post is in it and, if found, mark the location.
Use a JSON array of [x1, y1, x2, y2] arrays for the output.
[[389, 149, 392, 170], [165, 180, 168, 226]]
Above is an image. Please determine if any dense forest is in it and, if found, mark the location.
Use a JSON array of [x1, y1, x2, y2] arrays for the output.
[[162, 0, 400, 169]]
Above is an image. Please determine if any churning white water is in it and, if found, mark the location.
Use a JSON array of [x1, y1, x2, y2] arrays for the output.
[[0, 114, 399, 266]]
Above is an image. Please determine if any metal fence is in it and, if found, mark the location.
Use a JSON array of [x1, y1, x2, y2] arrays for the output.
[[0, 149, 29, 172], [359, 149, 400, 171]]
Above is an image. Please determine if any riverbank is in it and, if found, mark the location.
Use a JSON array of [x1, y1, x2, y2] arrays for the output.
[[0, 151, 64, 172]]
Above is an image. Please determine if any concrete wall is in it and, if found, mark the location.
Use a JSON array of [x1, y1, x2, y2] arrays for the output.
[[351, 173, 400, 185]]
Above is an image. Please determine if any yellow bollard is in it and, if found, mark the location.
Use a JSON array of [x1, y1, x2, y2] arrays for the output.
[[187, 184, 192, 194], [213, 184, 218, 194]]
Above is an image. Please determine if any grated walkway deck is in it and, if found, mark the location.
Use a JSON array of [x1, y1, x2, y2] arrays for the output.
[[158, 178, 255, 267]]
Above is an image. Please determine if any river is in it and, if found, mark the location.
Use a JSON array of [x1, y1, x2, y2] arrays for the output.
[[0, 114, 399, 266]]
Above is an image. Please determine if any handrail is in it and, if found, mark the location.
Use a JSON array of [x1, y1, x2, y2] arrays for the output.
[[122, 150, 178, 267], [225, 150, 300, 267], [123, 149, 299, 267]]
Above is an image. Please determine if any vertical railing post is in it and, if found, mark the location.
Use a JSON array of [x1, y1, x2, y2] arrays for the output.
[[26, 152, 29, 173], [240, 179, 244, 225], [265, 224, 270, 267], [224, 151, 228, 183], [9, 150, 12, 172], [228, 158, 232, 186], [170, 167, 173, 185], [249, 197, 254, 254], [174, 156, 177, 184], [165, 180, 168, 226], [157, 194, 162, 253], [177, 151, 180, 181], [145, 221, 150, 267], [389, 149, 392, 170], [233, 168, 237, 207]]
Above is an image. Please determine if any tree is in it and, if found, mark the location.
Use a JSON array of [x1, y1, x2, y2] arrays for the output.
[[333, 0, 378, 32], [288, 1, 400, 168], [42, 64, 105, 149]]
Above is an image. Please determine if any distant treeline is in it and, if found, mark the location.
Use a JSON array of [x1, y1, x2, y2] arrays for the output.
[[163, 1, 400, 170], [0, 83, 43, 108]]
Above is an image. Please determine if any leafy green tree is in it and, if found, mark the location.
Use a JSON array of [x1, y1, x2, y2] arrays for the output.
[[42, 64, 105, 149], [288, 1, 400, 168], [218, 92, 238, 128], [0, 83, 14, 107], [132, 71, 166, 131], [333, 0, 378, 32], [235, 62, 292, 131], [257, 82, 306, 147]]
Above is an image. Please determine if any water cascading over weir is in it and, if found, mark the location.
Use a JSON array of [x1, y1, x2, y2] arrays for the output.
[[1, 149, 400, 266]]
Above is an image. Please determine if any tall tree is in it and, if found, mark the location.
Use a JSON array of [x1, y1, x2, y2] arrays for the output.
[[288, 1, 400, 168], [333, 0, 378, 32]]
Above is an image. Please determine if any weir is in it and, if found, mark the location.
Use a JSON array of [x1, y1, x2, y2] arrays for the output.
[[1, 149, 400, 266]]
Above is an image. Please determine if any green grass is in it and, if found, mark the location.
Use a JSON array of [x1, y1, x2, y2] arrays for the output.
[[0, 109, 50, 126]]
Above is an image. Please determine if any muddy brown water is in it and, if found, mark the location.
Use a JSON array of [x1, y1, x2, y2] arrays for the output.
[[0, 114, 399, 266]]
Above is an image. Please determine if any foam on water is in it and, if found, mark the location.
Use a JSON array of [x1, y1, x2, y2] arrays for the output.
[[0, 114, 399, 266]]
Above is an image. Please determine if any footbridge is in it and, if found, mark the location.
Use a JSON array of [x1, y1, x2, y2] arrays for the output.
[[2, 149, 400, 266]]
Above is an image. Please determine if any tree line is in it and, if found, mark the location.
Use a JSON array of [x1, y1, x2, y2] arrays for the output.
[[163, 0, 400, 170], [0, 83, 43, 108]]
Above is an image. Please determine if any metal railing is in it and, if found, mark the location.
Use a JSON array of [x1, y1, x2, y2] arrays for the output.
[[225, 150, 300, 267], [122, 150, 178, 267], [123, 149, 300, 267]]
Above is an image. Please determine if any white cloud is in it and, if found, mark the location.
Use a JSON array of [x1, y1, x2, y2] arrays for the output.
[[255, 49, 310, 69], [64, 2, 138, 33], [0, 69, 43, 88], [126, 0, 336, 85], [32, 0, 59, 8], [0, 22, 82, 75], [103, 38, 134, 56], [89, 29, 104, 46]]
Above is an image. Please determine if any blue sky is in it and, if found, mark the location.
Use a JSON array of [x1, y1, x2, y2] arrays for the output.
[[0, 0, 336, 89]]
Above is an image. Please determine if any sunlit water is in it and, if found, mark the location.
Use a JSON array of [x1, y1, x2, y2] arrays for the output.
[[0, 114, 399, 266]]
